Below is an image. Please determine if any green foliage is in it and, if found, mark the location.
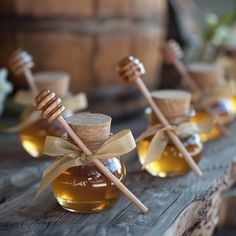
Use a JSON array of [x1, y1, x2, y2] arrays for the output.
[[203, 11, 236, 42]]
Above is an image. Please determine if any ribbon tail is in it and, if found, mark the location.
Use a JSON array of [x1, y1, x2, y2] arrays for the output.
[[35, 158, 83, 198], [42, 156, 71, 177], [1, 111, 41, 133], [136, 124, 163, 142], [142, 132, 168, 168]]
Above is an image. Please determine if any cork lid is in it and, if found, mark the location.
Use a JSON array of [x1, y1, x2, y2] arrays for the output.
[[151, 90, 191, 121], [34, 71, 70, 97], [66, 113, 111, 151], [187, 63, 223, 88]]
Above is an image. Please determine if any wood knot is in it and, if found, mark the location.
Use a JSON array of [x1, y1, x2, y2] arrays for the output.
[[9, 49, 34, 76], [35, 89, 65, 123], [116, 56, 145, 83]]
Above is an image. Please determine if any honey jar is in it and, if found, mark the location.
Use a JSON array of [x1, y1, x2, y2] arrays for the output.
[[51, 113, 126, 213], [137, 90, 203, 177], [216, 50, 236, 115], [187, 63, 234, 142], [20, 72, 70, 157]]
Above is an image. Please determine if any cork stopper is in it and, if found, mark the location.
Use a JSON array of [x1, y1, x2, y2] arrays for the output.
[[187, 63, 223, 88], [34, 72, 70, 97], [151, 90, 191, 123], [66, 113, 111, 152]]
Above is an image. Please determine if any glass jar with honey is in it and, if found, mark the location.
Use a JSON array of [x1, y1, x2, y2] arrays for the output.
[[137, 90, 203, 177], [187, 63, 234, 142], [216, 48, 236, 114], [51, 113, 126, 213], [19, 72, 71, 157]]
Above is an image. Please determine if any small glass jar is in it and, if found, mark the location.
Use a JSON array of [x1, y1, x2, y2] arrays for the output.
[[230, 96, 236, 114], [52, 158, 126, 213], [137, 108, 203, 177], [19, 108, 65, 157], [191, 99, 234, 142], [51, 113, 127, 213], [19, 71, 71, 157], [215, 54, 236, 114], [187, 63, 235, 142]]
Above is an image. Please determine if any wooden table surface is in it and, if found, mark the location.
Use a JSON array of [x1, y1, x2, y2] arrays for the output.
[[0, 115, 236, 236]]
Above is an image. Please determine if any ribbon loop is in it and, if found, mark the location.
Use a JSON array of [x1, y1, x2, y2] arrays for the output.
[[1, 91, 88, 133], [35, 129, 136, 198], [137, 118, 215, 168]]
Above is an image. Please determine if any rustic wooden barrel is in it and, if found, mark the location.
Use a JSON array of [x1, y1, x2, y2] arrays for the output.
[[0, 0, 167, 118]]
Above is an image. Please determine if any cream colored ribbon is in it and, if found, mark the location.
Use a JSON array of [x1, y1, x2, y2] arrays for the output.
[[4, 110, 41, 132], [35, 129, 136, 198], [14, 90, 88, 113], [196, 80, 236, 108], [136, 119, 215, 168], [14, 90, 34, 106], [2, 91, 88, 133]]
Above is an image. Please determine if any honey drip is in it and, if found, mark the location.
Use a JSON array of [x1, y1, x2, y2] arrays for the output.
[[52, 158, 126, 213], [138, 134, 202, 177]]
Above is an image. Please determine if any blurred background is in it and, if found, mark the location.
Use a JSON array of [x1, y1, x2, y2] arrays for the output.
[[0, 0, 236, 120], [0, 1, 236, 235]]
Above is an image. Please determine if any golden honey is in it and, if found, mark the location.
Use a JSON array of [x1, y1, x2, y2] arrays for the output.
[[138, 108, 202, 177], [230, 95, 236, 115], [52, 157, 126, 213], [138, 134, 202, 177], [191, 99, 234, 142], [186, 63, 235, 141], [20, 118, 65, 157]]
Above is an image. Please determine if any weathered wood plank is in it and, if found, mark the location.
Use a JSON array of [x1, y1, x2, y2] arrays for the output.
[[0, 133, 50, 192], [218, 183, 236, 228], [0, 119, 236, 236]]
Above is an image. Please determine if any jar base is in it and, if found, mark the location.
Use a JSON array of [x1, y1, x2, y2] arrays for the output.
[[56, 197, 117, 213]]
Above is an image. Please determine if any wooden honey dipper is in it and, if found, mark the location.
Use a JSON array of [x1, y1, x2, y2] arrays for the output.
[[116, 56, 202, 177], [35, 89, 148, 213], [161, 40, 229, 137], [9, 49, 38, 96]]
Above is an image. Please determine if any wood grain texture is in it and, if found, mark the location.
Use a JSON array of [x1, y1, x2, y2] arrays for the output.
[[0, 117, 236, 236], [0, 0, 166, 18], [0, 0, 166, 118]]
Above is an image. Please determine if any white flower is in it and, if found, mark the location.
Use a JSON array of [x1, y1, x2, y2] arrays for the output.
[[206, 13, 219, 26], [212, 26, 230, 46]]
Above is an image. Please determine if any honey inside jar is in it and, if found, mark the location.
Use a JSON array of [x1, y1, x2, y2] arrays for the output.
[[19, 72, 72, 157], [20, 116, 65, 157], [51, 113, 127, 213], [230, 95, 236, 114], [187, 63, 234, 142], [138, 134, 202, 177], [137, 90, 203, 177], [52, 158, 126, 213], [191, 100, 233, 142], [215, 51, 236, 115]]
